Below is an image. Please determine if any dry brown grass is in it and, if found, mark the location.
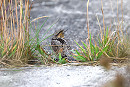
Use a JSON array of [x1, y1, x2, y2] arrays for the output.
[[0, 0, 31, 67]]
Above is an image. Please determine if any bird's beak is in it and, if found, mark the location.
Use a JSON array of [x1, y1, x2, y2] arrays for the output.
[[64, 29, 68, 32]]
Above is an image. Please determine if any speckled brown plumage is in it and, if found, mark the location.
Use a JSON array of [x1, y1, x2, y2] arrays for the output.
[[51, 29, 71, 60]]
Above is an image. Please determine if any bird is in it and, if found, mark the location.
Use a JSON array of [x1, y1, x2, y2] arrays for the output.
[[51, 29, 71, 61]]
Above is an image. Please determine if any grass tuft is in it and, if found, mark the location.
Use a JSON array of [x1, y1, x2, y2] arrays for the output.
[[71, 0, 130, 62], [0, 0, 53, 67]]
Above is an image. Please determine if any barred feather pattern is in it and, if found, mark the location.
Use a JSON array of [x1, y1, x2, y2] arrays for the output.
[[51, 38, 71, 58]]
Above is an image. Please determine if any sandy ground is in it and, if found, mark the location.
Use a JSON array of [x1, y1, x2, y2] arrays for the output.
[[0, 65, 129, 87]]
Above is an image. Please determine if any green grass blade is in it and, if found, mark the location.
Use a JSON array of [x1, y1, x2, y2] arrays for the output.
[[58, 53, 62, 60], [42, 20, 57, 38], [58, 53, 67, 64], [97, 46, 109, 59], [35, 45, 46, 57], [90, 42, 95, 56], [73, 50, 87, 62], [39, 34, 53, 43], [104, 27, 109, 45], [98, 37, 103, 47], [75, 55, 87, 62], [81, 41, 88, 49], [31, 18, 57, 51], [71, 49, 77, 54], [95, 46, 99, 54], [58, 58, 66, 64], [90, 33, 93, 54], [30, 17, 48, 43], [106, 27, 108, 39], [9, 45, 17, 57], [75, 40, 86, 53], [75, 50, 81, 56], [89, 33, 95, 60]]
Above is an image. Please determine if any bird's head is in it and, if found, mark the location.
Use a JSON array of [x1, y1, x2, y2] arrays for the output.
[[53, 29, 68, 38]]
